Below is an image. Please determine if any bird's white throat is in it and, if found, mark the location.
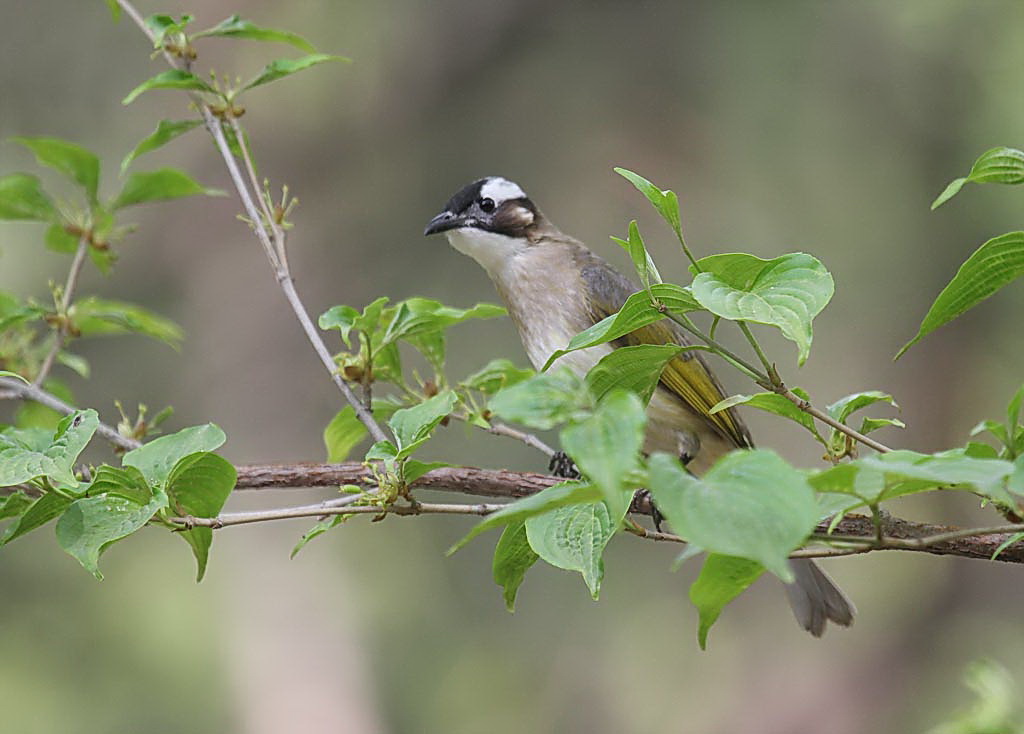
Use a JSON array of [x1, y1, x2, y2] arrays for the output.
[[445, 227, 526, 278]]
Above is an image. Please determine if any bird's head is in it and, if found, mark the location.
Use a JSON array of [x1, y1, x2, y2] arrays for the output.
[[424, 177, 550, 275]]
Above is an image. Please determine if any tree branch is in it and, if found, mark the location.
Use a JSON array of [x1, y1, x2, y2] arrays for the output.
[[115, 0, 389, 445], [34, 235, 90, 387]]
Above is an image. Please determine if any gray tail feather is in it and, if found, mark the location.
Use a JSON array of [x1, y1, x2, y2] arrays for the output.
[[784, 559, 855, 637]]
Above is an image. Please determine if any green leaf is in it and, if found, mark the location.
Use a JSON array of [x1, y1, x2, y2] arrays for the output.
[[122, 70, 216, 105], [86, 464, 152, 504], [192, 15, 317, 52], [166, 452, 237, 581], [318, 296, 389, 347], [72, 297, 183, 347], [143, 14, 193, 47], [614, 167, 681, 236], [0, 410, 98, 489], [488, 370, 583, 430], [120, 119, 203, 174], [931, 178, 967, 211], [1, 492, 72, 545], [291, 513, 350, 557], [492, 520, 538, 612], [0, 490, 33, 521], [56, 490, 167, 579], [111, 168, 222, 209], [525, 499, 626, 599], [460, 358, 534, 395], [691, 253, 834, 365], [710, 389, 820, 439], [542, 284, 701, 370], [105, 0, 121, 22], [242, 54, 350, 92], [689, 554, 764, 649], [897, 232, 1024, 358], [0, 173, 56, 221], [826, 391, 898, 424], [11, 137, 100, 203], [324, 406, 367, 463], [932, 147, 1024, 209], [647, 450, 819, 580], [382, 299, 505, 346], [387, 390, 457, 454], [403, 460, 449, 484], [586, 344, 688, 406], [122, 424, 226, 488], [560, 389, 645, 503], [45, 223, 80, 253], [860, 417, 905, 434], [992, 530, 1024, 560], [448, 481, 601, 553], [611, 220, 661, 293]]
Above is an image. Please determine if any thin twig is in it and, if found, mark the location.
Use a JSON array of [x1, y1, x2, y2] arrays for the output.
[[173, 499, 503, 528], [34, 236, 90, 387], [449, 412, 556, 457], [779, 388, 892, 453], [0, 376, 139, 451], [116, 0, 388, 445]]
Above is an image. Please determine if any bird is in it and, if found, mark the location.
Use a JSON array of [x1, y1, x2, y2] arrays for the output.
[[424, 176, 854, 636]]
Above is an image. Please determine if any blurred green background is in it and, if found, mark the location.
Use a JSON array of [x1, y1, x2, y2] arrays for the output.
[[3, 1, 1024, 732]]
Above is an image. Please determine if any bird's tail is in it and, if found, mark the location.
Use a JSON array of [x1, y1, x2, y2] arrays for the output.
[[784, 559, 855, 636]]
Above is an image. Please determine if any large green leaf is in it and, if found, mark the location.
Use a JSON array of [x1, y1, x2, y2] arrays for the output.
[[120, 119, 204, 174], [0, 173, 56, 221], [525, 498, 626, 599], [122, 70, 216, 105], [1, 492, 72, 545], [492, 520, 538, 612], [542, 284, 701, 370], [897, 232, 1024, 358], [560, 389, 645, 503], [166, 452, 237, 581], [691, 253, 834, 365], [689, 554, 764, 649], [122, 424, 226, 488], [932, 147, 1024, 209], [242, 54, 349, 91], [11, 137, 100, 203], [460, 359, 534, 395], [448, 481, 600, 553], [585, 344, 687, 406], [192, 15, 317, 52], [711, 388, 820, 439], [56, 491, 167, 579], [647, 450, 819, 580], [488, 370, 583, 430], [0, 410, 98, 489], [112, 169, 222, 209]]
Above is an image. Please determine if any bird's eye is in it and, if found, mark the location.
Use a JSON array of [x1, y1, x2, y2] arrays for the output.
[[478, 197, 496, 213]]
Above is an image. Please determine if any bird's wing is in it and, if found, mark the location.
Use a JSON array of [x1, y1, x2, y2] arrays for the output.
[[577, 247, 752, 449]]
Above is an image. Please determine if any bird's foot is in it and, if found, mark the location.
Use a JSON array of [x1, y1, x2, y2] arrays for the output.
[[548, 451, 580, 479]]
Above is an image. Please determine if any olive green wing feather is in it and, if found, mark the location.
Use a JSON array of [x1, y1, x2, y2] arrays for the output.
[[577, 248, 752, 449]]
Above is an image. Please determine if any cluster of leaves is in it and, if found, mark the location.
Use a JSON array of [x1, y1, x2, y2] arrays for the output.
[[114, 11, 348, 171], [0, 413, 233, 580], [900, 146, 1024, 356], [0, 134, 217, 429]]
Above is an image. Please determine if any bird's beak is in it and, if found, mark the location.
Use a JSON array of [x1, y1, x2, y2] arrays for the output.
[[424, 210, 460, 236]]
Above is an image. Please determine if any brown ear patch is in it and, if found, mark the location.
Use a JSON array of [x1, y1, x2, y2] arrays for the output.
[[492, 201, 536, 238]]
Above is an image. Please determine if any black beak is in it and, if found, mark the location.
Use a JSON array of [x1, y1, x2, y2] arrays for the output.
[[424, 210, 460, 236]]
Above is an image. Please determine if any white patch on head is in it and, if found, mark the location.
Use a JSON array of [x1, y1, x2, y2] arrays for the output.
[[445, 227, 525, 278], [480, 177, 526, 204]]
